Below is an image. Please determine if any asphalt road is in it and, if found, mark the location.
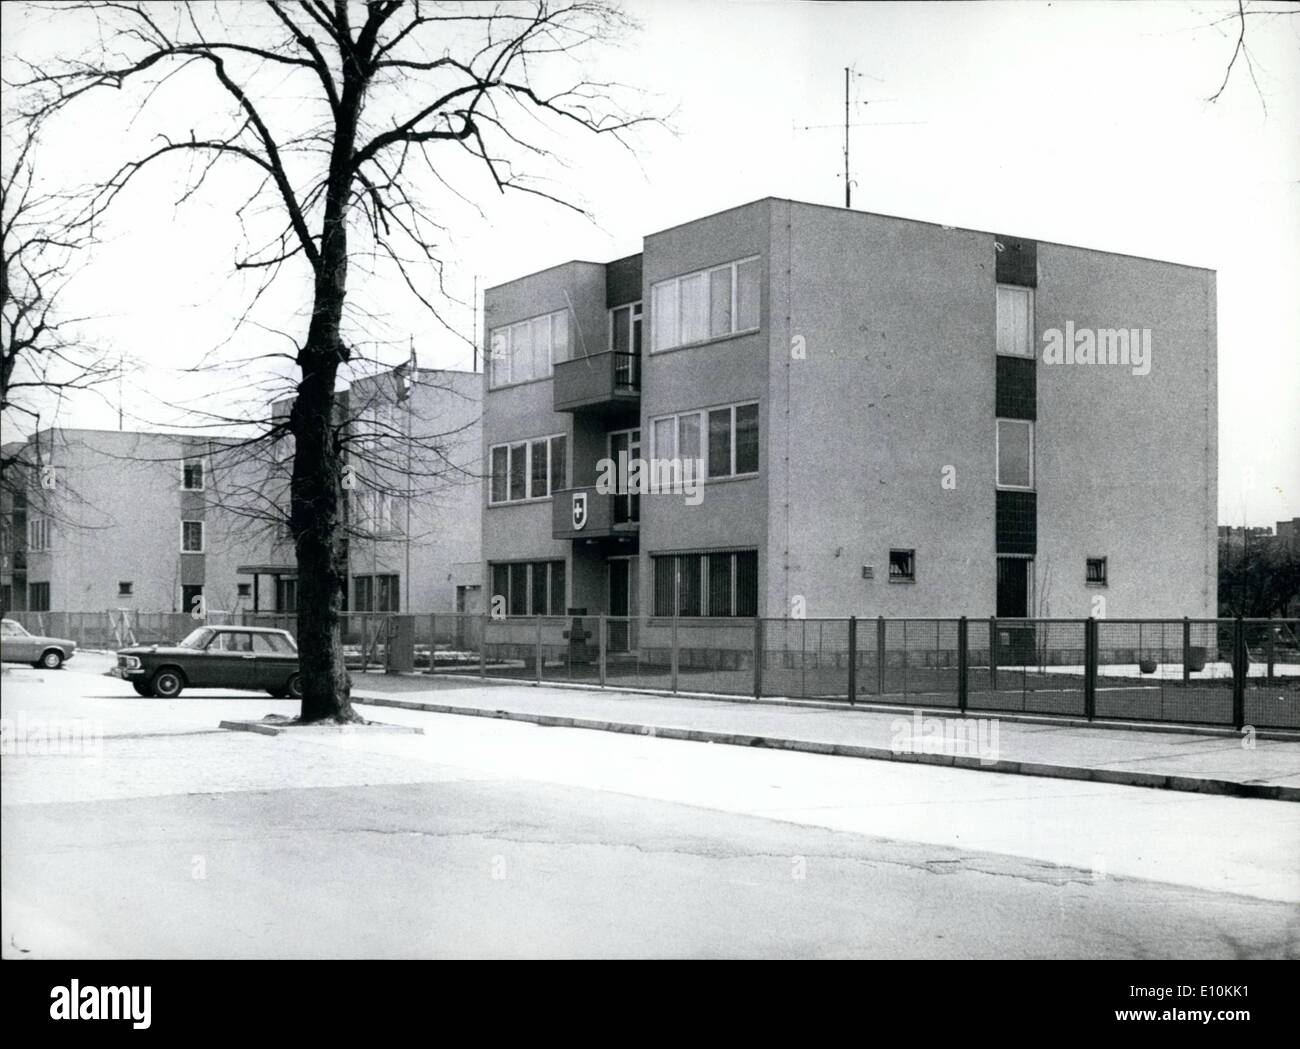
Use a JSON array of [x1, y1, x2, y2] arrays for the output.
[[3, 657, 1299, 958]]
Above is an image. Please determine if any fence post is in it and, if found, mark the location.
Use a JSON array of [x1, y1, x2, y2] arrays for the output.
[[1084, 617, 1097, 721], [479, 614, 488, 678], [876, 617, 886, 696], [847, 616, 857, 705], [1181, 617, 1190, 685], [424, 613, 437, 676], [957, 617, 968, 713], [670, 615, 679, 694], [753, 617, 763, 699], [1232, 616, 1245, 729], [989, 618, 999, 693], [599, 615, 607, 689], [1266, 621, 1275, 685], [535, 615, 543, 684]]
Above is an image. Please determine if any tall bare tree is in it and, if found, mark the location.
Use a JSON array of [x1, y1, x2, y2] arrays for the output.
[[1, 114, 118, 499], [11, 0, 650, 721]]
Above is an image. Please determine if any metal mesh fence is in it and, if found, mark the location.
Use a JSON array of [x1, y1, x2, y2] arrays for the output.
[[9, 608, 1298, 731]]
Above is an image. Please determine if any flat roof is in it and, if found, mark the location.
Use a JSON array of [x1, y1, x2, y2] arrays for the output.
[[486, 194, 1214, 285]]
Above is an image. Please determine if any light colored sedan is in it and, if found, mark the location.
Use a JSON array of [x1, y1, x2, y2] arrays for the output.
[[0, 618, 78, 669]]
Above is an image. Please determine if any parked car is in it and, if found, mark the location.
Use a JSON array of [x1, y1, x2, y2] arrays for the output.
[[110, 625, 301, 699], [1, 618, 77, 669]]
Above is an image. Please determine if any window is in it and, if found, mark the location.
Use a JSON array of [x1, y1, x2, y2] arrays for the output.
[[27, 516, 50, 552], [118, 581, 133, 597], [181, 584, 203, 615], [1086, 557, 1108, 586], [651, 256, 760, 352], [652, 550, 758, 617], [181, 520, 204, 553], [276, 577, 298, 612], [488, 560, 566, 616], [353, 574, 399, 612], [609, 302, 643, 355], [650, 402, 759, 479], [488, 434, 566, 504], [237, 583, 252, 598], [253, 632, 296, 654], [182, 457, 205, 490], [889, 549, 916, 582], [996, 285, 1034, 358], [996, 419, 1034, 489], [358, 489, 399, 535], [488, 309, 570, 388], [29, 581, 50, 611]]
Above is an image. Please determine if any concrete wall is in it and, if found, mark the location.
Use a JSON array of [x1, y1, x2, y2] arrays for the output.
[[481, 260, 606, 607], [637, 199, 771, 614], [771, 202, 998, 617], [1035, 245, 1217, 617]]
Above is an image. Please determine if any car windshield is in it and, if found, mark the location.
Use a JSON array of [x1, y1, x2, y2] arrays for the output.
[[179, 627, 216, 649], [2, 620, 31, 637]]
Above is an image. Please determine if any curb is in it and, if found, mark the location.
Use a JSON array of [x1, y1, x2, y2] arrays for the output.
[[372, 671, 1300, 743], [218, 718, 424, 737], [352, 695, 1300, 802]]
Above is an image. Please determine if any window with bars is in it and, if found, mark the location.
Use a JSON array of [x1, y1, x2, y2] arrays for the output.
[[353, 574, 400, 612], [889, 549, 915, 582], [489, 434, 566, 504], [651, 550, 757, 617], [489, 560, 567, 616], [1086, 557, 1108, 586]]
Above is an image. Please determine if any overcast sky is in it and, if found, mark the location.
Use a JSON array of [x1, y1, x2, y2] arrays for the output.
[[2, 0, 1297, 526]]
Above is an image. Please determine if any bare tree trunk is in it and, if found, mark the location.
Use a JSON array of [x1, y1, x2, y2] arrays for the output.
[[289, 69, 362, 723]]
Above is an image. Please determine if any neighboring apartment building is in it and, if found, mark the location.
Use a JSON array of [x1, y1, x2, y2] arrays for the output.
[[481, 197, 1218, 624], [0, 428, 248, 614], [237, 365, 484, 615], [0, 365, 484, 615]]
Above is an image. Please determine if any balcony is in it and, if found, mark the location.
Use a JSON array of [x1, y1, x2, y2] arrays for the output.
[[553, 350, 640, 414], [552, 485, 640, 541]]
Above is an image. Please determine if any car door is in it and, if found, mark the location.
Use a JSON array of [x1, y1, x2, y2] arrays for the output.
[[196, 630, 259, 690], [252, 631, 297, 690]]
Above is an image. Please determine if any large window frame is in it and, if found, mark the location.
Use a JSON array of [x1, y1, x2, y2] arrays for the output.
[[489, 560, 567, 616], [488, 433, 567, 505], [651, 549, 758, 618], [996, 284, 1035, 358], [995, 418, 1035, 491], [488, 309, 570, 389], [651, 256, 760, 353], [649, 401, 759, 480]]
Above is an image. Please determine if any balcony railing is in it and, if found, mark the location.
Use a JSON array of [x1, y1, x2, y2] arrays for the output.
[[552, 485, 640, 540], [553, 349, 641, 413]]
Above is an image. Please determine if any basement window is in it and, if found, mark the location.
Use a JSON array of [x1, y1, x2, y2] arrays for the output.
[[889, 549, 916, 583], [1086, 557, 1108, 586]]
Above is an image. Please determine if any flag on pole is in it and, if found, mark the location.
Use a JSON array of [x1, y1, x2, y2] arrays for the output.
[[398, 337, 418, 402]]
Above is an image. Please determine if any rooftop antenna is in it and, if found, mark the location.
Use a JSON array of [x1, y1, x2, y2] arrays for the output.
[[794, 66, 921, 209]]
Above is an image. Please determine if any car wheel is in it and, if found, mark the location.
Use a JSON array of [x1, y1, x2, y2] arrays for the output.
[[286, 673, 303, 700], [132, 681, 155, 698], [151, 668, 184, 699], [40, 649, 64, 670]]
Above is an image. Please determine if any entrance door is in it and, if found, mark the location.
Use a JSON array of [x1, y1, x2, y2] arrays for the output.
[[608, 429, 641, 525], [996, 557, 1031, 617], [608, 559, 633, 652]]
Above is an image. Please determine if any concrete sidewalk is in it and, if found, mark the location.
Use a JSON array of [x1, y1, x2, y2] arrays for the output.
[[352, 676, 1300, 801]]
